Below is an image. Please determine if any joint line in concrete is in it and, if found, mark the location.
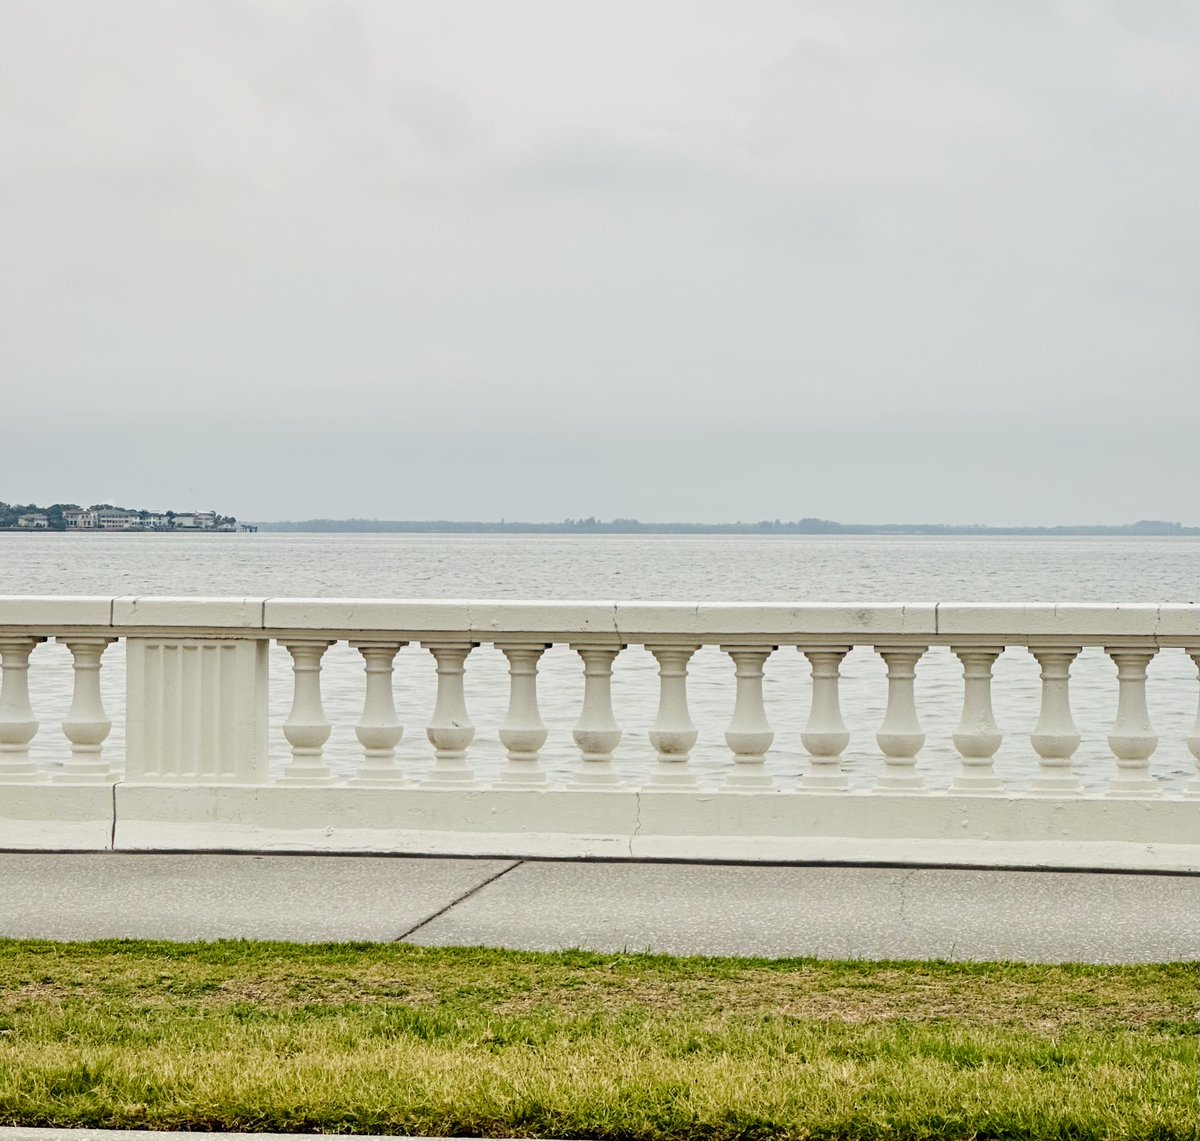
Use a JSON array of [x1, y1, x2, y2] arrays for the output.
[[392, 859, 522, 942]]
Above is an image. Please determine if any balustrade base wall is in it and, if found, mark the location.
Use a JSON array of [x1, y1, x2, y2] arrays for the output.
[[3, 597, 1198, 873], [0, 784, 115, 850], [1, 783, 1195, 872]]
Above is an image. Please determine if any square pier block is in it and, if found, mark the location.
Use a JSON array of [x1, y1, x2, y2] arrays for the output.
[[125, 637, 269, 783]]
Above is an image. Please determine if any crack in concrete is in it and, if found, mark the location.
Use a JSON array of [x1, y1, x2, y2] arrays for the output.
[[392, 859, 522, 942], [896, 867, 918, 928], [630, 789, 642, 857]]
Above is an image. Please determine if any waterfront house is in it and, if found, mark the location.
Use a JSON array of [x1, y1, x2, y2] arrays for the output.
[[173, 511, 217, 529], [62, 507, 222, 531], [16, 513, 48, 529], [97, 510, 138, 530], [65, 508, 153, 530]]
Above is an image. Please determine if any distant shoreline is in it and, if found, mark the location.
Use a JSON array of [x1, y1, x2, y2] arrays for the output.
[[252, 518, 1200, 537], [6, 518, 1195, 538], [0, 528, 240, 534]]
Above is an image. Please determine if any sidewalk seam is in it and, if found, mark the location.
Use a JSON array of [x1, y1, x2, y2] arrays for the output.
[[392, 860, 523, 942]]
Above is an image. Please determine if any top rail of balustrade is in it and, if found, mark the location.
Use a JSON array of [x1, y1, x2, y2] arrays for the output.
[[0, 596, 1197, 646]]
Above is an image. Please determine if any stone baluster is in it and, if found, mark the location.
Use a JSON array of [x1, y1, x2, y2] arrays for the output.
[[571, 644, 624, 785], [1187, 649, 1200, 797], [799, 646, 851, 790], [0, 637, 45, 782], [951, 646, 1004, 792], [497, 643, 550, 785], [1105, 647, 1159, 797], [874, 645, 927, 791], [722, 645, 775, 787], [280, 639, 336, 785], [350, 641, 407, 786], [646, 644, 700, 786], [56, 636, 118, 782], [422, 641, 477, 785], [1028, 646, 1082, 794]]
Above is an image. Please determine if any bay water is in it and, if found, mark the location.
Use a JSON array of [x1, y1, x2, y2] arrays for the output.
[[2, 532, 1197, 791]]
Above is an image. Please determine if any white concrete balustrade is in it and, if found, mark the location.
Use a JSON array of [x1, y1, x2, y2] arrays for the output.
[[1, 597, 1197, 870]]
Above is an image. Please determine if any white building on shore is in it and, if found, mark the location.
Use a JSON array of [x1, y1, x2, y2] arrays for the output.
[[61, 508, 224, 531], [172, 511, 217, 529], [64, 508, 141, 529], [16, 513, 49, 529]]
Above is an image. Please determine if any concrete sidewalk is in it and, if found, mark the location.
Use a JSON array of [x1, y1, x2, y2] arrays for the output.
[[0, 851, 1196, 963]]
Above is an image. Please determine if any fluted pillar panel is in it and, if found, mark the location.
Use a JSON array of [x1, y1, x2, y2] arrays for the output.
[[57, 636, 118, 782], [0, 637, 45, 782], [1105, 648, 1159, 797], [126, 637, 269, 784]]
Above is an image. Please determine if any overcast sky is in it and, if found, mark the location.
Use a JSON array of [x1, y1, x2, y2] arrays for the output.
[[2, 0, 1197, 524]]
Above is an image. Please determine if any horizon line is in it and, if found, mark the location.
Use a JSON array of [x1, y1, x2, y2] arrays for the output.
[[251, 517, 1200, 535]]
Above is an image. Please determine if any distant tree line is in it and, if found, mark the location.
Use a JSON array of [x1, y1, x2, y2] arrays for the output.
[[257, 517, 1199, 536], [0, 502, 78, 529]]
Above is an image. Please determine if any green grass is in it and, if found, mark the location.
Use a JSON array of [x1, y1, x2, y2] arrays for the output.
[[0, 940, 1195, 1140]]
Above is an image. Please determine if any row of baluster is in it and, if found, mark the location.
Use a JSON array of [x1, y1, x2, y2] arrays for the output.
[[2, 635, 1199, 795]]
